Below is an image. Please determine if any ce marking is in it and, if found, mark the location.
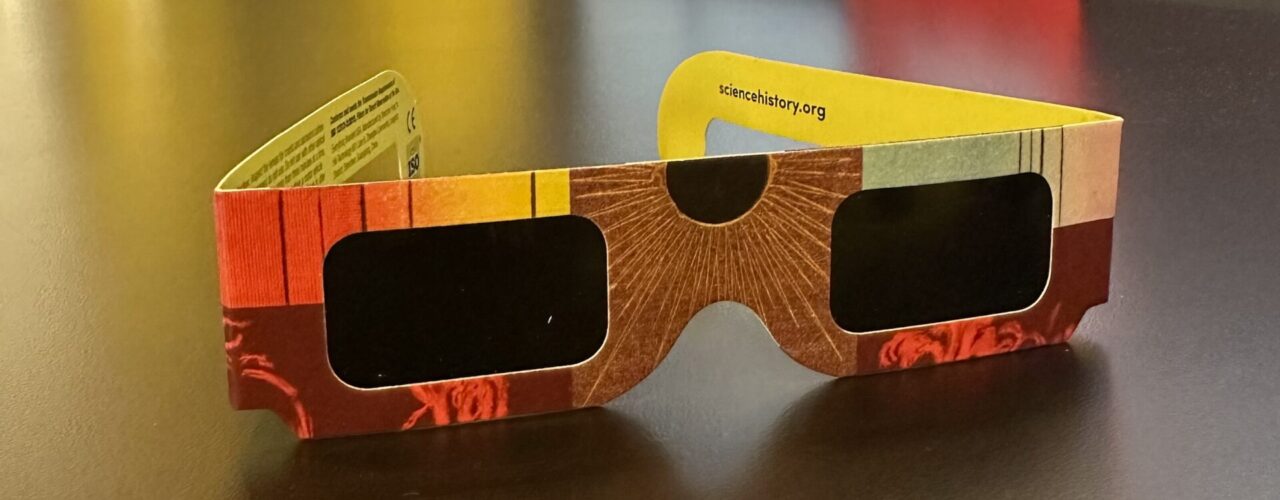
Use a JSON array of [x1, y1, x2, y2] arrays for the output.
[[406, 107, 418, 134]]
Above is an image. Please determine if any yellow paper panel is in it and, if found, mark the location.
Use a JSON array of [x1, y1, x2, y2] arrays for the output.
[[534, 169, 571, 217]]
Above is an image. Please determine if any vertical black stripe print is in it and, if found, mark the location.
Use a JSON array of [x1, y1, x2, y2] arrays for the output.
[[1039, 129, 1046, 175], [279, 193, 291, 305], [359, 186, 367, 232], [1059, 127, 1066, 224], [407, 181, 415, 227], [1032, 130, 1039, 174], [1026, 131, 1034, 173]]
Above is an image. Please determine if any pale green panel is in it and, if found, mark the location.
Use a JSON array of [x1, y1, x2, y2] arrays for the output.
[[1014, 128, 1065, 226], [862, 131, 1021, 190]]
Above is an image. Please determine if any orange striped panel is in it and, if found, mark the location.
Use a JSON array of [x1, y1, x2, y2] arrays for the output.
[[214, 190, 287, 307], [281, 188, 324, 305], [319, 185, 365, 251], [363, 181, 410, 231]]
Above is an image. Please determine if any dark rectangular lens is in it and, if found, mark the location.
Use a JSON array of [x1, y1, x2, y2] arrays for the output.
[[323, 216, 608, 388], [830, 173, 1052, 332]]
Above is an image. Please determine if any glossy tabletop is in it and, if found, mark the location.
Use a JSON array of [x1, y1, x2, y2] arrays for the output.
[[2, 1, 1278, 498]]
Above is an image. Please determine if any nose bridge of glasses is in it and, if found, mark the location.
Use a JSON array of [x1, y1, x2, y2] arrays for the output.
[[664, 154, 770, 224]]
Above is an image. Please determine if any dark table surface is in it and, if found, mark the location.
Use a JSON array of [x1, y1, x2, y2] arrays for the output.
[[3, 1, 1278, 498]]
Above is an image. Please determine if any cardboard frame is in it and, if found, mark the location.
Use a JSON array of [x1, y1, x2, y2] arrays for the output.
[[215, 52, 1121, 438]]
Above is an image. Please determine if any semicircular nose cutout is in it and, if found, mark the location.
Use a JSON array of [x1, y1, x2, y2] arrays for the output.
[[665, 155, 769, 224]]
